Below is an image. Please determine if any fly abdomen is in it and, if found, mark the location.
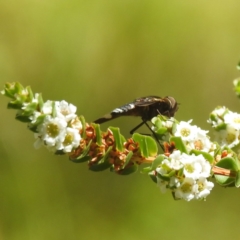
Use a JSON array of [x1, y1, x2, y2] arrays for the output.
[[94, 103, 135, 124]]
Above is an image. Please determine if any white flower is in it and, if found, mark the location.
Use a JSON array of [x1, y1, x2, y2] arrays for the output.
[[180, 154, 211, 180], [34, 115, 67, 151], [56, 100, 77, 122], [156, 151, 183, 176], [217, 125, 240, 148], [174, 178, 198, 201], [174, 120, 198, 142], [212, 107, 227, 118], [224, 112, 240, 130], [195, 177, 214, 199], [69, 117, 82, 130], [60, 127, 81, 153], [42, 100, 55, 115], [157, 178, 168, 193], [189, 129, 213, 152], [168, 150, 184, 170]]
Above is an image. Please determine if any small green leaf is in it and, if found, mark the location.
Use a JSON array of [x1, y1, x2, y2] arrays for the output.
[[116, 163, 138, 175], [141, 155, 165, 174], [109, 127, 125, 151], [215, 157, 238, 187], [89, 160, 112, 171], [170, 136, 188, 154], [237, 62, 240, 70], [151, 155, 165, 170], [149, 173, 158, 183], [28, 114, 47, 132], [157, 170, 176, 181], [216, 157, 238, 171], [89, 146, 113, 172], [69, 140, 92, 163], [79, 115, 86, 139], [15, 111, 32, 122], [7, 102, 23, 110], [214, 174, 235, 187], [122, 151, 133, 168], [235, 171, 240, 187], [190, 150, 214, 164], [132, 133, 158, 157], [92, 123, 102, 145], [70, 156, 91, 163]]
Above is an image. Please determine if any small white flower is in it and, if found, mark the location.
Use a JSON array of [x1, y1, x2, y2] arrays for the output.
[[180, 154, 211, 180], [69, 117, 82, 130], [174, 178, 198, 201], [156, 159, 171, 175], [174, 120, 198, 142], [224, 112, 240, 130], [195, 177, 214, 199], [156, 151, 183, 176], [157, 178, 168, 193], [217, 125, 240, 148], [34, 116, 67, 151], [168, 150, 184, 170], [208, 107, 228, 127], [61, 127, 81, 153], [42, 100, 55, 115], [212, 107, 227, 118], [190, 129, 212, 152], [56, 100, 77, 122]]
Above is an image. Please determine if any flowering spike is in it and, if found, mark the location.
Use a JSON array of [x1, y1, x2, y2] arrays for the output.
[[3, 78, 240, 201]]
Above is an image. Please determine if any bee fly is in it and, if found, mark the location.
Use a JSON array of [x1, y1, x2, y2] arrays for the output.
[[94, 96, 178, 145]]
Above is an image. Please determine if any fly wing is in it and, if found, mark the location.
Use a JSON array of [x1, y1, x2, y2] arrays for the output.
[[133, 96, 162, 107]]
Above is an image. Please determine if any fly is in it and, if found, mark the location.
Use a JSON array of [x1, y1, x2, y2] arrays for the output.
[[94, 96, 178, 145]]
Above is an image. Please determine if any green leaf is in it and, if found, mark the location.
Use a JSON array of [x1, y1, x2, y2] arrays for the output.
[[7, 102, 23, 110], [89, 146, 113, 172], [170, 136, 188, 154], [215, 157, 238, 187], [151, 116, 168, 135], [141, 155, 165, 174], [157, 170, 176, 181], [115, 163, 138, 175], [149, 173, 158, 183], [122, 151, 133, 168], [69, 140, 92, 163], [109, 127, 125, 151], [79, 115, 86, 139], [15, 111, 32, 122], [92, 123, 102, 145], [214, 174, 235, 187], [237, 62, 240, 71], [132, 133, 158, 157], [190, 150, 214, 164], [235, 171, 240, 187], [216, 157, 238, 171], [28, 114, 47, 132], [151, 155, 165, 170], [89, 160, 112, 171], [52, 101, 57, 118]]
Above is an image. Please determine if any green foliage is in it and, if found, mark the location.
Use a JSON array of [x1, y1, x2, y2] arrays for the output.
[[132, 133, 158, 157], [215, 157, 239, 187], [108, 127, 126, 152]]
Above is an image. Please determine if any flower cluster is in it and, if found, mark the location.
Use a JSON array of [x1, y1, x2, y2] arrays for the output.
[[156, 150, 214, 201], [208, 107, 240, 148], [33, 100, 82, 153], [1, 82, 82, 153], [152, 116, 215, 154], [174, 120, 215, 153]]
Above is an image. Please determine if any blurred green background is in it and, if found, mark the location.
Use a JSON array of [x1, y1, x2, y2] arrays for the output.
[[1, 1, 240, 239]]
